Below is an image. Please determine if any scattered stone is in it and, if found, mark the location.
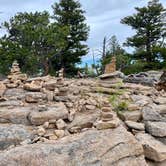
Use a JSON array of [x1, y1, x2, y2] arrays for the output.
[[68, 111, 99, 133], [136, 133, 166, 162], [38, 105, 47, 112], [118, 110, 142, 122], [99, 71, 124, 80], [42, 122, 49, 129], [142, 106, 165, 122], [125, 121, 145, 131], [54, 130, 65, 138], [25, 92, 47, 103], [85, 104, 96, 110], [29, 103, 68, 125], [145, 121, 166, 137], [43, 80, 57, 91], [37, 127, 46, 136], [154, 97, 166, 105], [24, 82, 42, 92], [56, 119, 67, 130], [49, 135, 58, 140], [95, 119, 119, 130], [127, 104, 140, 111]]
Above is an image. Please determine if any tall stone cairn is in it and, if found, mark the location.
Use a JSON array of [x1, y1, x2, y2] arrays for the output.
[[156, 70, 166, 91], [6, 60, 27, 88], [104, 56, 116, 74]]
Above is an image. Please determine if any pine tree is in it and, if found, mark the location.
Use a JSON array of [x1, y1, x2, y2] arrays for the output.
[[52, 0, 89, 75], [121, 0, 166, 69]]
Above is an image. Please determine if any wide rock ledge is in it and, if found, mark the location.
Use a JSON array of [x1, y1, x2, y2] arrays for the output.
[[0, 126, 147, 166]]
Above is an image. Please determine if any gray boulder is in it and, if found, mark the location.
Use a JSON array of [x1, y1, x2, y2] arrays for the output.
[[0, 126, 147, 166]]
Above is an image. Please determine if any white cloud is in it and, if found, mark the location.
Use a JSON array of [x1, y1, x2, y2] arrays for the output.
[[0, 0, 166, 64]]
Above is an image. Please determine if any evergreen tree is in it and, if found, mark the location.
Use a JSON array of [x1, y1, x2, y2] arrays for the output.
[[121, 0, 166, 69], [0, 11, 68, 75], [52, 0, 89, 75]]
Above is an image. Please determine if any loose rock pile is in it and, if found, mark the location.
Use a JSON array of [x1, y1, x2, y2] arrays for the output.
[[0, 62, 165, 165]]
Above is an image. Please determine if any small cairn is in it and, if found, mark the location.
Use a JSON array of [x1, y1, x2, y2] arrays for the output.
[[98, 56, 124, 85], [156, 71, 166, 91], [104, 56, 116, 74], [6, 60, 27, 88], [94, 101, 119, 130], [57, 68, 64, 85]]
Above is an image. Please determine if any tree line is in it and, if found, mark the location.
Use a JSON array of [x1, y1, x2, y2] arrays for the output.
[[0, 0, 165, 76], [0, 0, 89, 76], [98, 0, 166, 75]]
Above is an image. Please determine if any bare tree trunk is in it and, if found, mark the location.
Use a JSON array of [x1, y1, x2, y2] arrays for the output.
[[42, 58, 49, 76], [102, 36, 107, 73]]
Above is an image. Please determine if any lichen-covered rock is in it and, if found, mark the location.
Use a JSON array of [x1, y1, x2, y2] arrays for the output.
[[0, 124, 34, 150], [0, 107, 33, 125], [29, 103, 68, 125], [136, 133, 166, 162], [118, 110, 142, 122], [145, 121, 166, 137], [0, 126, 146, 166], [125, 121, 145, 131]]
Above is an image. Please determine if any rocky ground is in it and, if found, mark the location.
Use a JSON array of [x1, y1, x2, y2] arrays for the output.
[[0, 62, 165, 166]]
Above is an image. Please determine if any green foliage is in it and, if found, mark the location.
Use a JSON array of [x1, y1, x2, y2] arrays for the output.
[[0, 0, 89, 76], [108, 94, 118, 107], [116, 101, 128, 112], [109, 94, 128, 112], [52, 0, 90, 76], [121, 0, 166, 70], [0, 11, 69, 75]]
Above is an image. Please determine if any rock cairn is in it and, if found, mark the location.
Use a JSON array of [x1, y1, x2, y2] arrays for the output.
[[6, 60, 27, 88], [94, 101, 119, 129], [104, 56, 116, 74], [156, 70, 166, 91]]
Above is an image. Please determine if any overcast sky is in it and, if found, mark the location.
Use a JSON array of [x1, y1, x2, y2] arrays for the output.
[[0, 0, 166, 66]]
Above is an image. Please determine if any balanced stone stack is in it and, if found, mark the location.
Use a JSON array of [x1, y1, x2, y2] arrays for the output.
[[94, 101, 119, 130], [98, 57, 124, 86], [104, 56, 116, 74], [156, 70, 166, 91], [7, 61, 27, 88]]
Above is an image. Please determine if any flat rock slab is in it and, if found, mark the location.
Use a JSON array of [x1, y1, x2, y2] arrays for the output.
[[142, 106, 166, 122], [29, 103, 68, 125], [0, 100, 23, 107], [0, 124, 34, 150], [0, 126, 147, 166], [136, 133, 166, 162], [0, 107, 33, 125], [67, 111, 100, 133], [4, 88, 26, 100], [125, 121, 145, 131], [118, 110, 142, 122], [145, 121, 166, 137]]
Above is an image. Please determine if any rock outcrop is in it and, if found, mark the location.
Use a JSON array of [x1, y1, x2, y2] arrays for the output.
[[0, 126, 147, 166], [0, 63, 165, 165]]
